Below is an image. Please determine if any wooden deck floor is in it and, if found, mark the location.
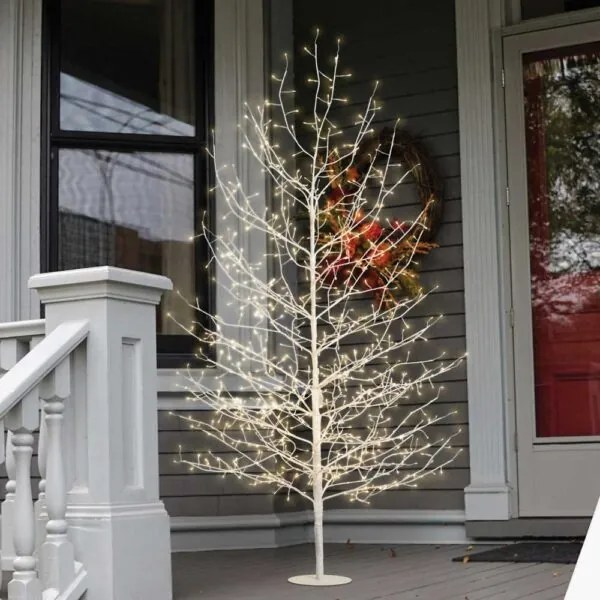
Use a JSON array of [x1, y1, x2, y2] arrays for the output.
[[172, 544, 574, 599]]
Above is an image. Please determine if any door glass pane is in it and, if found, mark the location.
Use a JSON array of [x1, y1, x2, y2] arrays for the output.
[[58, 150, 196, 335], [59, 0, 195, 135], [523, 43, 600, 437]]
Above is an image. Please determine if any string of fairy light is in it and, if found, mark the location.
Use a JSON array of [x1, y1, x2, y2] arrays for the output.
[[169, 35, 464, 511]]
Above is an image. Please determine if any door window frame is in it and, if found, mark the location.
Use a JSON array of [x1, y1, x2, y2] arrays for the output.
[[504, 19, 600, 516]]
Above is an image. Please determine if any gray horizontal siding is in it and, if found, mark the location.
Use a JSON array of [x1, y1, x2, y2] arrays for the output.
[[292, 0, 466, 514], [160, 409, 302, 516]]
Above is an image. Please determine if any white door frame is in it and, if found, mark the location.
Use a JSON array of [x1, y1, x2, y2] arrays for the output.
[[457, 0, 600, 522], [504, 19, 600, 517]]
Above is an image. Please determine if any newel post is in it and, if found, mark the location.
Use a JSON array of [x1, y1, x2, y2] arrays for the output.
[[29, 267, 173, 600]]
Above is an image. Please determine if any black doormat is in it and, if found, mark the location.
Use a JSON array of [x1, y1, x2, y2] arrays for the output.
[[453, 542, 582, 564]]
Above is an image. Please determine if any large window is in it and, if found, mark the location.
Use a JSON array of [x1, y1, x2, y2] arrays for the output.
[[42, 0, 214, 366]]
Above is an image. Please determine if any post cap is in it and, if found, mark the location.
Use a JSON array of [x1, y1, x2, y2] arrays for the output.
[[29, 267, 173, 306]]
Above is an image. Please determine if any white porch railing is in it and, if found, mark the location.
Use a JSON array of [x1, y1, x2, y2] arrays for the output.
[[0, 267, 173, 600], [0, 318, 88, 599]]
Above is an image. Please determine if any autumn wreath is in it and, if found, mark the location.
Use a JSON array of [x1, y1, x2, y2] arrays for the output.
[[318, 127, 443, 307]]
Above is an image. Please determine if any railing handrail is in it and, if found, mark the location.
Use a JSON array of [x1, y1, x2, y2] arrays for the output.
[[0, 320, 89, 418], [0, 319, 46, 340]]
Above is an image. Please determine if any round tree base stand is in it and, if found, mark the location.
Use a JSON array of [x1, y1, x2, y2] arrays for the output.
[[288, 574, 352, 586]]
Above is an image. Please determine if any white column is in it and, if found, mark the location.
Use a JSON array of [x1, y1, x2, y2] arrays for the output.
[[29, 267, 173, 600], [456, 0, 515, 520]]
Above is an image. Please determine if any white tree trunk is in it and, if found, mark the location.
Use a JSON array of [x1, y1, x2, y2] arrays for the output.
[[313, 487, 325, 579], [311, 383, 324, 578], [309, 143, 324, 578]]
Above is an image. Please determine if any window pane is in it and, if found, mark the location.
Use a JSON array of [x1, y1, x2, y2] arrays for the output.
[[521, 0, 600, 20], [523, 44, 600, 437], [58, 150, 197, 335], [59, 0, 196, 136]]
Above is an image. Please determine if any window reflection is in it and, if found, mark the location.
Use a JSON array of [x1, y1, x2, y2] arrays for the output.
[[60, 73, 194, 136], [523, 43, 600, 437], [525, 44, 600, 315], [58, 150, 196, 334], [59, 0, 196, 135]]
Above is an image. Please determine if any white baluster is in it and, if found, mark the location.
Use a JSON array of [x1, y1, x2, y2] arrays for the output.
[[0, 338, 20, 374], [40, 359, 75, 593], [2, 432, 17, 571], [8, 430, 42, 599], [0, 418, 5, 465], [35, 410, 47, 550], [26, 334, 49, 549], [1, 338, 24, 573]]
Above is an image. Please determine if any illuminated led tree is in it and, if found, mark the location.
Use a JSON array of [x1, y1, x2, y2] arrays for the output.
[[175, 38, 462, 586]]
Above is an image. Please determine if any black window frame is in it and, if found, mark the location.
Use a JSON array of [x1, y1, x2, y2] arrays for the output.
[[41, 0, 215, 368]]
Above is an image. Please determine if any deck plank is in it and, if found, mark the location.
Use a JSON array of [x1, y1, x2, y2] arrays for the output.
[[171, 544, 575, 600]]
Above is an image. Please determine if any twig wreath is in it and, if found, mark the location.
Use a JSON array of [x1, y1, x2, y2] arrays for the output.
[[318, 126, 444, 306]]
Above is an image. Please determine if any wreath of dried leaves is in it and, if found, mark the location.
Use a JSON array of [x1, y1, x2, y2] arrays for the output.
[[317, 127, 444, 306]]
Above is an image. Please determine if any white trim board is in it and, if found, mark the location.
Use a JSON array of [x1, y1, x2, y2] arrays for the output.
[[0, 0, 42, 322], [169, 510, 470, 552], [157, 0, 269, 394], [503, 5, 600, 35]]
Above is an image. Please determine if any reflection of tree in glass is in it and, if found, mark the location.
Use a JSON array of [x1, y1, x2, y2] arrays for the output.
[[529, 47, 600, 274]]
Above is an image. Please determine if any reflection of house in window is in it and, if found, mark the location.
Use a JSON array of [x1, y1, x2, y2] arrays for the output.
[[61, 73, 195, 136], [60, 210, 184, 333], [58, 147, 196, 336]]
